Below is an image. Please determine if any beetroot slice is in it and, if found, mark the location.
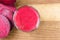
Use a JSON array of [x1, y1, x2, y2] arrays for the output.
[[1, 8, 14, 29], [13, 6, 40, 32], [2, 8, 13, 21], [0, 4, 16, 22], [0, 15, 10, 38], [0, 4, 16, 12], [0, 4, 16, 28]]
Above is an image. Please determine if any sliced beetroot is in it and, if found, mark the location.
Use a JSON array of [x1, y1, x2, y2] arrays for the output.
[[0, 4, 16, 12], [0, 10, 2, 15], [2, 8, 13, 22], [0, 15, 10, 38], [0, 4, 16, 27], [1, 8, 14, 29], [13, 6, 40, 32], [0, 4, 4, 14]]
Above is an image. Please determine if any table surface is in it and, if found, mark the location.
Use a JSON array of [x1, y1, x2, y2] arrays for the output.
[[0, 0, 60, 40], [0, 21, 60, 40]]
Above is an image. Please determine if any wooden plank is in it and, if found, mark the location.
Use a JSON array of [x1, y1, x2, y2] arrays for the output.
[[29, 4, 60, 21], [0, 0, 60, 40], [16, 0, 60, 4], [1, 21, 60, 40]]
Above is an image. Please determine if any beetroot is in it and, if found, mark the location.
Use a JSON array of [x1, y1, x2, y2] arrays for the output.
[[0, 0, 2, 3], [0, 4, 16, 30], [0, 4, 16, 12], [0, 4, 16, 25], [13, 6, 40, 32], [0, 10, 2, 14], [1, 0, 16, 6], [0, 15, 10, 38], [2, 8, 13, 23], [2, 8, 14, 30]]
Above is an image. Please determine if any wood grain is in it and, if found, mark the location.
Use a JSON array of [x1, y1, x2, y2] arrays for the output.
[[0, 21, 60, 40], [16, 0, 60, 4], [0, 0, 60, 40]]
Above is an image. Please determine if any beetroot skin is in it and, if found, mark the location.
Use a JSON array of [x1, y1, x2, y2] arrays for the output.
[[0, 15, 10, 38], [1, 0, 16, 6], [0, 4, 16, 12], [13, 6, 40, 32]]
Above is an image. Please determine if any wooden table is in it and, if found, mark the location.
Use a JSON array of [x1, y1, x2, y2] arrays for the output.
[[1, 21, 60, 40], [1, 0, 60, 40]]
